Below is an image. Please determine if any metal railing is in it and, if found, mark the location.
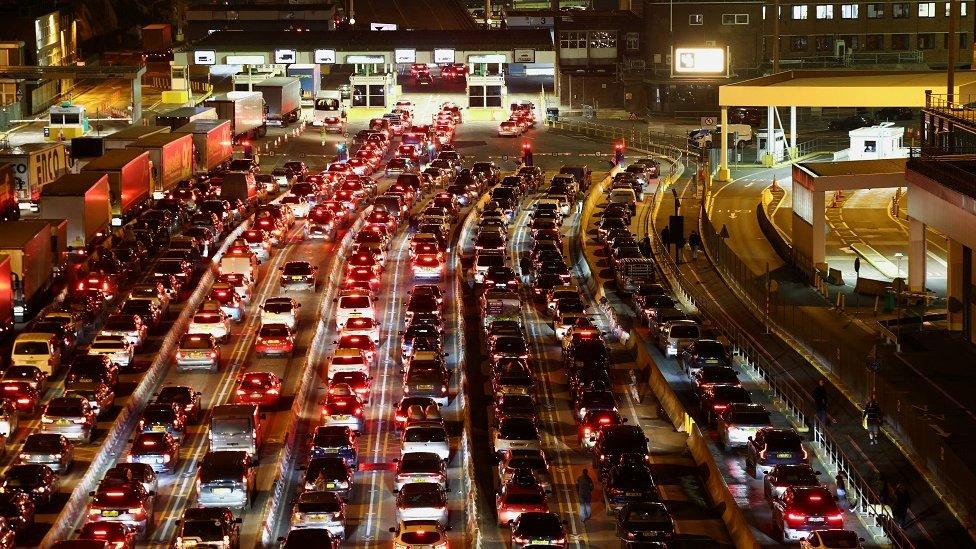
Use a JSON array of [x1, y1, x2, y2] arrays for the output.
[[544, 119, 695, 161], [907, 148, 976, 201]]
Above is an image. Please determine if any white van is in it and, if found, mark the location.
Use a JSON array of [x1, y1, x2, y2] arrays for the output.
[[608, 187, 638, 214], [10, 333, 61, 375]]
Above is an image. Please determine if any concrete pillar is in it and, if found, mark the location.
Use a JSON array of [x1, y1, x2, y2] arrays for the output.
[[947, 239, 964, 331], [908, 217, 927, 292], [766, 105, 775, 164], [789, 105, 797, 150], [716, 106, 731, 182], [131, 78, 142, 123], [812, 190, 826, 265]]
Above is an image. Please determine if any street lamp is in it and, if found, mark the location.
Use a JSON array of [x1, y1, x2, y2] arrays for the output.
[[894, 252, 904, 276]]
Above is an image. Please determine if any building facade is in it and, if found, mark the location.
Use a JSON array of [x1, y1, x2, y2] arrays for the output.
[[0, 2, 78, 114]]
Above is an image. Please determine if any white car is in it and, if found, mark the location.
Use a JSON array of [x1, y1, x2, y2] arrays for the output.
[[88, 335, 135, 368], [188, 310, 231, 343], [394, 100, 415, 114], [280, 194, 310, 218], [554, 313, 585, 340], [492, 417, 542, 457], [340, 317, 381, 345], [800, 529, 864, 549], [260, 297, 300, 330], [717, 403, 773, 450], [290, 491, 345, 539], [658, 320, 701, 357], [401, 422, 449, 461], [335, 294, 375, 328], [389, 521, 448, 549], [325, 348, 369, 380], [497, 120, 522, 137], [394, 452, 448, 493], [395, 483, 449, 527]]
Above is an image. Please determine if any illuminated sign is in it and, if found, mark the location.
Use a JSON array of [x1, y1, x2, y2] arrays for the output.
[[315, 49, 336, 64], [371, 23, 398, 30], [346, 55, 385, 64], [194, 50, 216, 65], [513, 49, 535, 63], [434, 49, 455, 63], [226, 55, 265, 65], [395, 49, 416, 63], [673, 47, 727, 75], [468, 54, 506, 64], [274, 49, 297, 64]]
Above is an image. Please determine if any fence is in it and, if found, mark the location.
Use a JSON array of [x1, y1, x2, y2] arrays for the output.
[[144, 74, 213, 94], [545, 119, 695, 161], [0, 102, 21, 132]]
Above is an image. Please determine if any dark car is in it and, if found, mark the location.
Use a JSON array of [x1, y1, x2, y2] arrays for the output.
[[827, 114, 874, 131], [605, 456, 658, 513], [0, 464, 57, 505], [616, 501, 674, 543], [154, 386, 203, 424], [592, 425, 649, 476], [679, 339, 731, 375], [700, 384, 752, 423], [309, 425, 358, 467], [510, 511, 567, 548], [746, 428, 808, 479], [65, 354, 118, 388], [0, 492, 33, 534], [178, 507, 241, 549], [303, 457, 353, 500]]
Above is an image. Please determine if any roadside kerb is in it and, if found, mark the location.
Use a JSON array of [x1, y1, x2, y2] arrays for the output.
[[258, 208, 370, 545]]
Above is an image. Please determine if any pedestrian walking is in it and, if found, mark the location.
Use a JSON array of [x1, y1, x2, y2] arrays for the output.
[[688, 230, 702, 260], [893, 483, 911, 528], [576, 469, 594, 522], [813, 379, 829, 426], [661, 226, 671, 247], [640, 235, 652, 258], [863, 393, 883, 445], [835, 471, 849, 510]]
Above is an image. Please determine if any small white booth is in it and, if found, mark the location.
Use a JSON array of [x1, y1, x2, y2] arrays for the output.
[[757, 129, 786, 163], [848, 122, 908, 160]]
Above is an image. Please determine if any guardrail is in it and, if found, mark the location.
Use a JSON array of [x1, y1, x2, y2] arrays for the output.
[[41, 213, 255, 548], [544, 119, 696, 162]]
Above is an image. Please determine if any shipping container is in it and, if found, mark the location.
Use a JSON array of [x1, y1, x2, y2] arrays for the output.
[[0, 255, 12, 330], [126, 132, 194, 193], [205, 92, 266, 140], [40, 173, 112, 249], [254, 77, 302, 126], [219, 172, 257, 206], [155, 106, 217, 131], [0, 220, 53, 305], [70, 137, 105, 159], [0, 143, 68, 204], [0, 164, 18, 222], [81, 149, 152, 219], [103, 125, 171, 151], [286, 65, 321, 106], [142, 23, 172, 52], [175, 119, 233, 173]]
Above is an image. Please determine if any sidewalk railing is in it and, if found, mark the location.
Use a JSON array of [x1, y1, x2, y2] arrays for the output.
[[545, 119, 696, 161]]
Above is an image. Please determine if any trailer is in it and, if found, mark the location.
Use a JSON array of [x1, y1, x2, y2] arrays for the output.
[[205, 92, 266, 141], [81, 149, 152, 222], [35, 218, 68, 271], [175, 119, 233, 173], [0, 220, 54, 315], [126, 132, 194, 194], [0, 143, 68, 205], [0, 255, 12, 332], [286, 64, 321, 106], [219, 171, 258, 206], [40, 173, 112, 249], [0, 164, 18, 222], [154, 106, 217, 131], [103, 125, 171, 151], [70, 137, 105, 160], [142, 23, 173, 60], [253, 77, 302, 126]]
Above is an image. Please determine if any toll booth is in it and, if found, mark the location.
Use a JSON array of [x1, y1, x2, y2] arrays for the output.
[[349, 63, 395, 116], [466, 58, 507, 120], [45, 102, 90, 142], [848, 123, 908, 161], [757, 129, 786, 164]]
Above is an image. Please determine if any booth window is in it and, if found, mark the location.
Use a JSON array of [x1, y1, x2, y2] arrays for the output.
[[368, 85, 385, 107], [352, 85, 367, 107], [864, 140, 877, 153]]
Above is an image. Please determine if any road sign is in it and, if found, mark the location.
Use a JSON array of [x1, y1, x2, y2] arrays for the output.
[[700, 116, 716, 127]]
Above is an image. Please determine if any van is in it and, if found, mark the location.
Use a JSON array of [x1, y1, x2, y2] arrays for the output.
[[218, 250, 258, 279], [559, 165, 592, 190], [10, 333, 61, 375], [209, 404, 263, 459]]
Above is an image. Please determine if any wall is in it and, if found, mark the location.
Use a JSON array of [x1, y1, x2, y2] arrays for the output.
[[559, 73, 647, 109], [642, 0, 765, 70]]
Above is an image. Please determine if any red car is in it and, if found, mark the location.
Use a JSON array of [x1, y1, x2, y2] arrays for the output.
[[322, 116, 343, 133], [234, 372, 282, 408], [496, 482, 550, 526], [255, 324, 295, 357], [0, 381, 39, 414], [330, 371, 372, 404], [336, 334, 377, 364], [346, 267, 380, 293], [78, 521, 136, 549], [366, 210, 397, 232]]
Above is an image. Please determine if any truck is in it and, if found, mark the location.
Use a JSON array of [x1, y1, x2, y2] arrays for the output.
[[253, 77, 302, 126], [39, 173, 112, 249], [0, 143, 68, 205], [0, 220, 53, 313], [286, 64, 321, 106], [205, 92, 266, 141], [81, 149, 152, 221], [126, 132, 194, 194], [141, 23, 173, 61], [175, 119, 233, 173], [481, 290, 522, 329], [219, 171, 258, 206], [103, 125, 171, 151], [218, 249, 258, 280], [0, 164, 18, 222], [154, 106, 217, 131]]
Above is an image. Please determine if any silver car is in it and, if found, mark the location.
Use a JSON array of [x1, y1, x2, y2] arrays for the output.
[[196, 451, 254, 511], [40, 397, 95, 442], [395, 483, 449, 527], [18, 433, 73, 472], [290, 490, 345, 539]]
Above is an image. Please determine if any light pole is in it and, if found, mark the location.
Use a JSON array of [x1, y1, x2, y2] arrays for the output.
[[894, 252, 904, 277]]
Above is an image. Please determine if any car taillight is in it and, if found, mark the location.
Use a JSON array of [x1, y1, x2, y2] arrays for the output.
[[128, 507, 146, 518], [786, 511, 806, 524], [713, 404, 728, 411], [441, 385, 448, 394], [828, 513, 844, 522], [267, 388, 279, 395], [236, 389, 246, 395]]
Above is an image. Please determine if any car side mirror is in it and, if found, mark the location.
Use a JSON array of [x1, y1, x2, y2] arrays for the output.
[[235, 518, 243, 523], [277, 537, 285, 542], [88, 491, 95, 496]]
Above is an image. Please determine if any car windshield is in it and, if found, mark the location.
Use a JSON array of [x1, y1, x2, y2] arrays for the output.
[[778, 467, 818, 484], [400, 486, 444, 506], [259, 325, 290, 338], [501, 419, 538, 438], [13, 342, 48, 354], [816, 530, 860, 547], [46, 402, 84, 416], [731, 411, 771, 425], [181, 335, 212, 349], [624, 506, 670, 523], [193, 313, 222, 323], [670, 325, 700, 338], [403, 455, 441, 472], [283, 263, 312, 275], [157, 387, 191, 403], [182, 520, 224, 540], [404, 428, 446, 443], [155, 262, 185, 274], [24, 435, 60, 452], [766, 433, 803, 451], [341, 296, 370, 309], [696, 341, 726, 356]]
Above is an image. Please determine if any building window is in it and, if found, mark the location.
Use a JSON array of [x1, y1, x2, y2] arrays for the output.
[[816, 4, 834, 18], [918, 2, 936, 16], [559, 31, 586, 49], [722, 13, 750, 24], [790, 36, 809, 50], [865, 34, 885, 50], [792, 5, 809, 19], [917, 33, 937, 48], [841, 4, 859, 17], [368, 84, 385, 107], [626, 32, 639, 51], [892, 2, 910, 17], [867, 3, 884, 17], [589, 31, 616, 48], [946, 2, 968, 16], [838, 34, 860, 48], [891, 33, 911, 49], [470, 85, 502, 107], [815, 35, 835, 50], [689, 14, 704, 25]]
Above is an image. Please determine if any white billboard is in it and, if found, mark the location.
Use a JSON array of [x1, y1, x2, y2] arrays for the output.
[[194, 50, 216, 65], [314, 49, 336, 64], [274, 49, 297, 64], [395, 49, 416, 63], [434, 49, 455, 63], [673, 47, 727, 75]]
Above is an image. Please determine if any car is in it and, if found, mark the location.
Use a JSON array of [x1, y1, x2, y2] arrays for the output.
[[77, 520, 136, 549], [255, 324, 295, 357], [259, 297, 300, 330], [88, 335, 135, 368], [764, 463, 823, 503], [605, 455, 658, 513], [176, 333, 220, 372], [717, 403, 772, 450], [280, 194, 310, 218], [18, 433, 73, 472], [497, 477, 549, 526], [188, 310, 231, 344], [491, 359, 535, 397], [99, 314, 148, 349], [290, 490, 345, 538], [493, 417, 542, 457], [65, 354, 118, 388], [320, 389, 366, 432], [800, 529, 865, 549], [388, 520, 447, 548], [692, 365, 740, 397], [393, 397, 439, 431], [401, 422, 449, 461], [330, 371, 372, 404], [127, 432, 180, 474], [827, 114, 874, 131], [326, 348, 369, 380], [154, 386, 203, 424], [510, 511, 567, 548], [746, 427, 809, 479], [577, 409, 625, 449], [196, 450, 255, 511], [616, 501, 674, 543], [0, 492, 33, 535], [393, 452, 448, 493], [680, 339, 732, 376], [497, 120, 522, 137], [335, 294, 375, 328], [277, 528, 341, 549], [303, 457, 353, 500], [280, 261, 318, 292], [308, 425, 358, 467], [209, 285, 245, 322], [104, 463, 158, 496], [772, 486, 845, 542], [40, 396, 95, 442], [177, 507, 242, 549], [658, 320, 701, 357], [139, 402, 186, 440], [86, 478, 155, 538], [217, 273, 254, 303], [234, 372, 282, 408], [64, 384, 114, 419], [592, 425, 649, 476], [699, 384, 752, 423], [395, 482, 448, 526], [493, 393, 539, 426]]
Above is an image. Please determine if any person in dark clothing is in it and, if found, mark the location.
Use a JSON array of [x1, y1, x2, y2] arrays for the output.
[[661, 226, 671, 247], [640, 235, 652, 258], [688, 230, 702, 259], [893, 483, 911, 527], [576, 469, 594, 521], [864, 393, 883, 445], [813, 379, 828, 426]]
